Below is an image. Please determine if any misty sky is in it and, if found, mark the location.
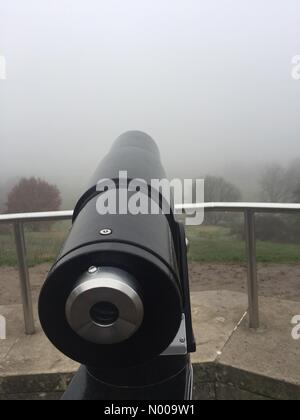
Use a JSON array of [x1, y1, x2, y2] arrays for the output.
[[0, 0, 300, 200]]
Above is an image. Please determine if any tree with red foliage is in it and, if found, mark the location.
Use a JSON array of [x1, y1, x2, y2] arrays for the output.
[[7, 178, 62, 231]]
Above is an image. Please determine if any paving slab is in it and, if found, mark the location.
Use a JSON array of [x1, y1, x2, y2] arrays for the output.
[[191, 291, 248, 363], [0, 291, 300, 399], [218, 295, 300, 399], [219, 296, 300, 383], [0, 305, 78, 377]]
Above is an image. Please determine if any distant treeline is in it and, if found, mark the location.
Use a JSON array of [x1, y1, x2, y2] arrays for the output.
[[1, 159, 300, 240]]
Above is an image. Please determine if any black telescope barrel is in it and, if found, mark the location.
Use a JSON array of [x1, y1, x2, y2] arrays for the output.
[[90, 131, 166, 186], [39, 131, 184, 369], [73, 131, 170, 222], [111, 130, 161, 155]]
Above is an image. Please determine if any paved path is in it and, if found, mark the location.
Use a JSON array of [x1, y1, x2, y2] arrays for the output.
[[1, 290, 300, 399]]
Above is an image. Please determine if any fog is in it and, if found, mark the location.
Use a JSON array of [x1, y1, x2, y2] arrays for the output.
[[1, 0, 300, 207]]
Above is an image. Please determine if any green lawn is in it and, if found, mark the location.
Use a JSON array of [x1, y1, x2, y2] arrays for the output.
[[187, 225, 300, 264], [0, 223, 70, 267], [0, 224, 300, 267]]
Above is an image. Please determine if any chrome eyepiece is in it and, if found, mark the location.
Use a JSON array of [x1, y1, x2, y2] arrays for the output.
[[65, 267, 144, 345]]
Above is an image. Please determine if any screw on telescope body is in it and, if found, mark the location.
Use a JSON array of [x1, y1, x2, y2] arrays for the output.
[[100, 229, 112, 236]]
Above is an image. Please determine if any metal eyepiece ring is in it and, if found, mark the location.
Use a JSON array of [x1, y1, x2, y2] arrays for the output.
[[65, 267, 144, 345]]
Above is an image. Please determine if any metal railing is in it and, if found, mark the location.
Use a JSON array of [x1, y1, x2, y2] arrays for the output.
[[0, 211, 72, 335], [1, 203, 300, 334]]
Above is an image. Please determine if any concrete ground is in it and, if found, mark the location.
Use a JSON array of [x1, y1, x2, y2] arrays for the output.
[[2, 263, 300, 306], [1, 290, 300, 400]]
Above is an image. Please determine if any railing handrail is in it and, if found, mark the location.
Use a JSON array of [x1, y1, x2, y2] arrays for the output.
[[176, 202, 300, 213], [0, 210, 73, 224], [1, 202, 300, 334], [1, 202, 300, 224]]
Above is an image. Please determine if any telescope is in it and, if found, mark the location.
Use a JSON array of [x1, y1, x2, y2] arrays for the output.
[[39, 131, 196, 400]]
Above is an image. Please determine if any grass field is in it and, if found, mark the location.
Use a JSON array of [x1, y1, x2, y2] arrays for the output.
[[0, 224, 300, 267], [186, 225, 300, 264], [0, 222, 70, 267]]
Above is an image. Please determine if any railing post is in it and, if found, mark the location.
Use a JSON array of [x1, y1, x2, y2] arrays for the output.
[[13, 222, 35, 335], [244, 210, 260, 329]]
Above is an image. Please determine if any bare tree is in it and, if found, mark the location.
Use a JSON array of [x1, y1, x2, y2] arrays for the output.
[[260, 161, 300, 203], [294, 186, 300, 203], [204, 176, 242, 225], [0, 184, 5, 213], [260, 164, 289, 203], [204, 176, 241, 202], [285, 158, 300, 202]]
